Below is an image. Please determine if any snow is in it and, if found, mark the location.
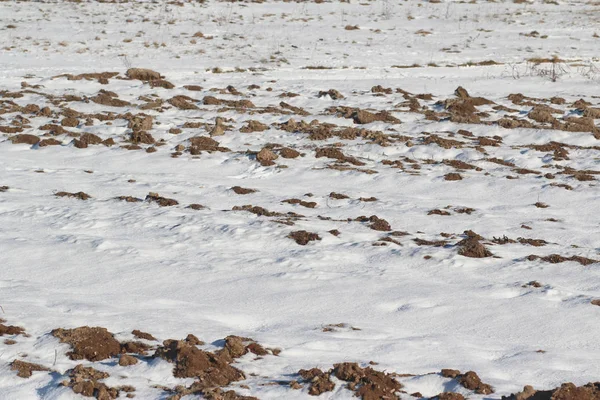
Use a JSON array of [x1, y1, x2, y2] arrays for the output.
[[0, 0, 599, 399]]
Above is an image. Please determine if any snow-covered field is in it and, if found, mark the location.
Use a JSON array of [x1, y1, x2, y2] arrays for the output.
[[1, 0, 599, 399]]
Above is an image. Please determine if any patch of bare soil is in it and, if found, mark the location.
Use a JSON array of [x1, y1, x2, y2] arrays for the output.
[[330, 362, 403, 399], [315, 147, 364, 166], [0, 321, 25, 336], [445, 173, 463, 181], [365, 215, 392, 231], [328, 106, 401, 125], [283, 198, 317, 208], [318, 89, 344, 100], [240, 120, 268, 133], [502, 382, 600, 400], [10, 360, 50, 378], [330, 192, 350, 199], [457, 235, 493, 258], [145, 192, 179, 207], [288, 230, 321, 245], [279, 147, 301, 158], [188, 136, 230, 154], [231, 186, 257, 195], [436, 393, 465, 400], [52, 326, 122, 361], [63, 364, 120, 400], [9, 134, 40, 145], [256, 147, 278, 166], [91, 92, 130, 107], [126, 68, 162, 81], [55, 191, 91, 200], [297, 368, 335, 396], [526, 254, 598, 266], [118, 354, 138, 366], [458, 371, 494, 394], [74, 133, 103, 148], [115, 196, 143, 203], [168, 95, 198, 110]]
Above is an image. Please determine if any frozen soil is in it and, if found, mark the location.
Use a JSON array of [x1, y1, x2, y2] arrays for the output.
[[0, 0, 600, 399]]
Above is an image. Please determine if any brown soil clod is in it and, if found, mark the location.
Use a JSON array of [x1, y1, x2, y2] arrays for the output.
[[458, 371, 494, 394], [0, 322, 26, 336], [318, 89, 344, 100], [526, 254, 598, 266], [332, 362, 403, 399], [256, 148, 278, 166], [11, 360, 49, 378], [288, 230, 321, 245], [64, 364, 119, 400], [9, 134, 40, 145], [52, 326, 121, 361], [145, 192, 178, 207], [232, 186, 257, 195], [457, 236, 493, 258], [282, 198, 317, 208], [502, 382, 600, 400], [154, 339, 245, 386], [55, 191, 91, 200], [118, 354, 139, 367], [298, 368, 335, 396], [126, 68, 162, 81]]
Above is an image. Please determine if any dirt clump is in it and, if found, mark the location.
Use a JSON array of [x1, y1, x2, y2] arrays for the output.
[[457, 236, 492, 258], [283, 198, 317, 208], [240, 120, 268, 133], [459, 371, 494, 394], [518, 238, 547, 247], [288, 230, 321, 245], [52, 327, 121, 361], [298, 368, 335, 396], [231, 186, 257, 195], [445, 173, 463, 181], [9, 134, 40, 145], [10, 360, 50, 378], [64, 364, 119, 399], [364, 215, 392, 231], [91, 93, 130, 107], [330, 192, 350, 199], [527, 254, 598, 266], [126, 68, 162, 81], [154, 339, 245, 386], [128, 114, 153, 132], [333, 362, 403, 399], [188, 136, 230, 154], [316, 147, 364, 166], [55, 191, 91, 200], [502, 382, 600, 400], [318, 89, 344, 100], [168, 95, 199, 110], [184, 85, 203, 91], [441, 369, 461, 378], [115, 196, 142, 203], [74, 133, 103, 148], [436, 393, 465, 400], [0, 186, 8, 192], [428, 209, 451, 216], [256, 147, 278, 166], [591, 300, 600, 306], [372, 85, 393, 94], [0, 322, 25, 336], [145, 192, 178, 207], [118, 354, 138, 366], [61, 117, 79, 127]]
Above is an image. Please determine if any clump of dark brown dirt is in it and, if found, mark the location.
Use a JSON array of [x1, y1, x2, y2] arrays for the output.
[[168, 95, 199, 110], [298, 368, 336, 396], [90, 93, 130, 107], [63, 364, 119, 400], [330, 192, 350, 199], [436, 393, 465, 400], [372, 85, 393, 94], [240, 120, 268, 133], [414, 238, 448, 247], [428, 209, 451, 216], [518, 238, 548, 247], [74, 133, 103, 148], [0, 186, 8, 192], [441, 369, 461, 378], [502, 382, 600, 400], [9, 134, 40, 145], [232, 186, 257, 195], [128, 114, 153, 132], [121, 341, 152, 355], [0, 322, 25, 336], [115, 196, 142, 203], [188, 136, 230, 154], [118, 354, 138, 366], [126, 68, 162, 81], [457, 237, 493, 258], [526, 254, 598, 266], [55, 191, 91, 200], [318, 89, 344, 100], [288, 230, 321, 245], [283, 198, 317, 208], [154, 339, 245, 387], [256, 147, 278, 166], [591, 299, 600, 306], [279, 147, 301, 159], [364, 215, 392, 231], [445, 173, 463, 181], [10, 360, 49, 378], [188, 204, 206, 210], [459, 371, 494, 394], [145, 192, 178, 207], [333, 362, 403, 399], [52, 327, 121, 361], [316, 147, 364, 166]]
